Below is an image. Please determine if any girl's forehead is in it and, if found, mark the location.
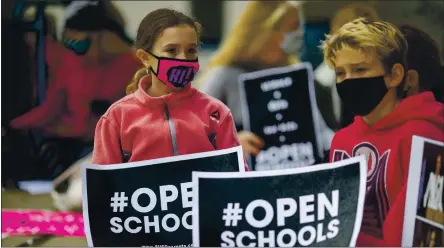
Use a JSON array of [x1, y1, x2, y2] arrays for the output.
[[154, 25, 198, 46]]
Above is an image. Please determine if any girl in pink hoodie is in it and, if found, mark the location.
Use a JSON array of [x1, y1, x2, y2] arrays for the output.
[[92, 9, 244, 166]]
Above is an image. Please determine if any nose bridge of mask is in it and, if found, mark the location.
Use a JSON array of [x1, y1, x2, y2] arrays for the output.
[[149, 52, 198, 69], [148, 52, 198, 62]]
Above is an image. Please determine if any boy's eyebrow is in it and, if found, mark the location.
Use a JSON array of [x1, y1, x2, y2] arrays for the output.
[[334, 61, 370, 70], [348, 62, 369, 67]]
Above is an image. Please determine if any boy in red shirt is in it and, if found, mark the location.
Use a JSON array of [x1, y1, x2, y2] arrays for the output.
[[321, 18, 444, 246], [92, 9, 245, 168]]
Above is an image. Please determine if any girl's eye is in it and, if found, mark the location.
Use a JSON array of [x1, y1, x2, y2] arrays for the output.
[[166, 48, 176, 54], [356, 68, 367, 72], [188, 48, 197, 54]]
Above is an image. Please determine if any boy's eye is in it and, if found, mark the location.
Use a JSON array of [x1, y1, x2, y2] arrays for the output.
[[356, 67, 367, 72], [335, 71, 344, 76]]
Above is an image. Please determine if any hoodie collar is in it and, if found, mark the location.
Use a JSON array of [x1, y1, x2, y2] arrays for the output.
[[134, 75, 197, 108], [354, 92, 443, 131]]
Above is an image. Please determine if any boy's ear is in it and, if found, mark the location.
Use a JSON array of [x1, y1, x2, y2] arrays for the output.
[[136, 49, 151, 68], [387, 63, 405, 88]]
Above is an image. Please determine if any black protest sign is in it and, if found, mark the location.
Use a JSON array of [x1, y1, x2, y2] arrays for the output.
[[193, 156, 366, 247], [239, 63, 324, 171], [82, 146, 245, 247], [402, 136, 444, 247]]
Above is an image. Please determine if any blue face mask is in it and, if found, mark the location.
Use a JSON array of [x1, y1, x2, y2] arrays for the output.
[[63, 36, 91, 55]]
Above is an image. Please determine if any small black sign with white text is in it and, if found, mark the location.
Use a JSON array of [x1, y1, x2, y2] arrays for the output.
[[239, 63, 323, 171]]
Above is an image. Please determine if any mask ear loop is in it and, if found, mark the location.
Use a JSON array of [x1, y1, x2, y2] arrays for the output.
[[145, 51, 160, 76]]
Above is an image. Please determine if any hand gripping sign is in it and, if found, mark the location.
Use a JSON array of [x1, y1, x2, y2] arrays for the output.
[[82, 146, 245, 247], [192, 156, 367, 247]]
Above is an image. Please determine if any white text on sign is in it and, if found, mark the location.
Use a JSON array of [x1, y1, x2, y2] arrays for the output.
[[220, 190, 340, 247], [109, 182, 194, 234], [260, 77, 292, 92], [255, 142, 315, 170]]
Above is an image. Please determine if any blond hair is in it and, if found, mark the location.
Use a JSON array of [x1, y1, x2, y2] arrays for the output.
[[126, 68, 148, 95], [321, 17, 408, 73]]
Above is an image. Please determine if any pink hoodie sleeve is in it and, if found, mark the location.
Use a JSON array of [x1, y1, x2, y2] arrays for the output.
[[216, 112, 250, 171], [92, 116, 123, 165]]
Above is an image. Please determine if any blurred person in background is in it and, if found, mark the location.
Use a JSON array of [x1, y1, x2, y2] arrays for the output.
[[322, 17, 444, 246], [2, 6, 63, 185], [23, 13, 64, 92], [400, 24, 444, 103], [197, 1, 335, 162], [4, 0, 140, 177]]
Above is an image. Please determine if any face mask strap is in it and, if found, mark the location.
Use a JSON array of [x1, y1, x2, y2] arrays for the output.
[[145, 51, 161, 76], [148, 66, 158, 76], [146, 51, 160, 60]]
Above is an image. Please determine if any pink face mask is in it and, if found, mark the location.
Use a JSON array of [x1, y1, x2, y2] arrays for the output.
[[148, 52, 200, 89]]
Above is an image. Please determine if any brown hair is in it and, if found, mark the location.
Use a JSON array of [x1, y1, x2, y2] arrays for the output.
[[399, 24, 443, 103], [126, 8, 202, 94]]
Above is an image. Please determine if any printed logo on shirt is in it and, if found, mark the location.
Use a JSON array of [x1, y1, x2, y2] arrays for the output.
[[332, 142, 391, 238]]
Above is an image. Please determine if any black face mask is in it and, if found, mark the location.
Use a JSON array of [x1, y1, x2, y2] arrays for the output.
[[336, 76, 389, 116]]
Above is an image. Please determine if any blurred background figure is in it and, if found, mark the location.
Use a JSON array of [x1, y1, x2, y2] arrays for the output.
[[196, 1, 336, 161], [400, 24, 444, 103], [3, 0, 140, 183]]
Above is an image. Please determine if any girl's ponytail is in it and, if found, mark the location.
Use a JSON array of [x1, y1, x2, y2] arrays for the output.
[[126, 67, 148, 95]]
